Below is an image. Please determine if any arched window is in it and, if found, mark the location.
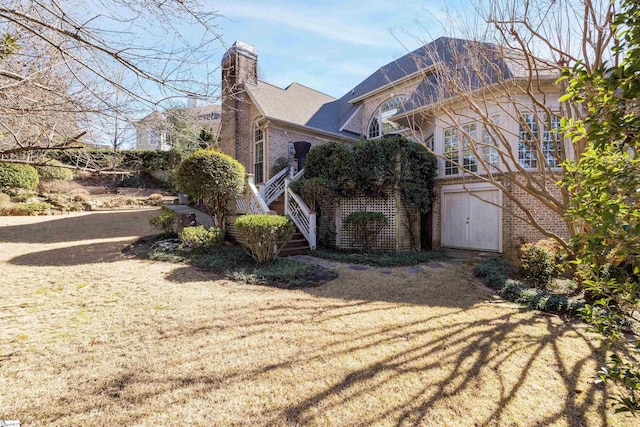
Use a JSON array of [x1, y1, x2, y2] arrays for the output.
[[367, 96, 407, 139]]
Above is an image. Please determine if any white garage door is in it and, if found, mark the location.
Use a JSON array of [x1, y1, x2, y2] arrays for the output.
[[442, 187, 501, 252]]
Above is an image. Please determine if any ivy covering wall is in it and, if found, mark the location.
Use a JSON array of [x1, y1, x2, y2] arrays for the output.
[[300, 136, 437, 213]]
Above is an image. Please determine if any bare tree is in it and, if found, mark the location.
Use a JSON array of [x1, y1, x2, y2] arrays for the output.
[[397, 0, 617, 244], [0, 0, 224, 169]]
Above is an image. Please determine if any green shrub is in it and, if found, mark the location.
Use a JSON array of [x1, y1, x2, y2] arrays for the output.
[[179, 225, 224, 250], [498, 280, 584, 314], [175, 149, 245, 229], [36, 160, 74, 181], [519, 239, 563, 288], [0, 163, 39, 191], [344, 211, 388, 252], [289, 177, 329, 212], [235, 214, 295, 264], [0, 192, 10, 206], [474, 258, 584, 315], [473, 257, 513, 290], [149, 208, 178, 233], [304, 137, 437, 213]]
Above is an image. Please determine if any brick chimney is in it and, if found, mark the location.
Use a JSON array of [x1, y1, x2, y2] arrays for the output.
[[220, 41, 258, 168]]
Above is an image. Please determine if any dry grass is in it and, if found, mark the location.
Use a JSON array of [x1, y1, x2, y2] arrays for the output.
[[0, 209, 635, 426], [38, 180, 90, 197]]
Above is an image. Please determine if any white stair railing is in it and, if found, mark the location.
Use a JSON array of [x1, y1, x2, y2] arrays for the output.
[[261, 166, 289, 206], [284, 177, 316, 250], [234, 174, 269, 214]]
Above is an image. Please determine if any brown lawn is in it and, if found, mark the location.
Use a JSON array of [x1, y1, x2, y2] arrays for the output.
[[0, 209, 634, 426]]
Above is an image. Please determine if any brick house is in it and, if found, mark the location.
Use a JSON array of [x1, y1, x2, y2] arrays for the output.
[[219, 39, 569, 257]]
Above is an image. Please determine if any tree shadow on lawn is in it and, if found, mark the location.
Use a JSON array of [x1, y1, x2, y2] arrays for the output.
[[8, 241, 132, 266], [11, 300, 612, 426], [301, 264, 492, 309], [0, 209, 159, 244]]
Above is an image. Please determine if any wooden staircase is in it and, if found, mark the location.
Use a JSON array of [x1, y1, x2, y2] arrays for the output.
[[269, 194, 310, 256]]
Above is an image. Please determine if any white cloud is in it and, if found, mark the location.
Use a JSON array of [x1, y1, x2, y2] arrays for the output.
[[216, 3, 396, 47]]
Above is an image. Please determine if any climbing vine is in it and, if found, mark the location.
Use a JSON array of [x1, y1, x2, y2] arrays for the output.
[[301, 136, 437, 213]]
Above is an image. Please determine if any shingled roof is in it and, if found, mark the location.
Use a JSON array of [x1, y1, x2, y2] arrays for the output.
[[245, 81, 358, 139], [245, 37, 546, 138]]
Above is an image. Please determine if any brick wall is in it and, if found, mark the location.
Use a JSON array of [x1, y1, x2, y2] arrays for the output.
[[501, 175, 569, 258], [220, 43, 258, 171], [266, 126, 326, 180], [432, 174, 569, 260]]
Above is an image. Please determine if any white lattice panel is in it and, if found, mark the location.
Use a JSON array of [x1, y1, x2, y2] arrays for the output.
[[338, 194, 399, 250]]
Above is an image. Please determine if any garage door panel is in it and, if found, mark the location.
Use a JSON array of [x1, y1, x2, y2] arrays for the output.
[[442, 188, 501, 252], [468, 190, 500, 251], [442, 192, 468, 248]]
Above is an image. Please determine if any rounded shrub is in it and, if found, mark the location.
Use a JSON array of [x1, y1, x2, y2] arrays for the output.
[[36, 160, 74, 181], [179, 225, 224, 250], [344, 211, 389, 252], [235, 214, 295, 264], [519, 239, 564, 288], [0, 163, 39, 191], [149, 208, 178, 233], [175, 149, 245, 229]]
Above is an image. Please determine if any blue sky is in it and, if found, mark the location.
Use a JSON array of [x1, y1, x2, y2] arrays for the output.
[[213, 1, 467, 98]]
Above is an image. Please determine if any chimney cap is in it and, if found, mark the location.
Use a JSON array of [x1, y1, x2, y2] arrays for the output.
[[231, 40, 257, 55]]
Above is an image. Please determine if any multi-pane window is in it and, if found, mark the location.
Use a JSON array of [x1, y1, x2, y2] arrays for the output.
[[542, 115, 562, 168], [518, 113, 539, 168], [482, 117, 500, 167], [518, 112, 562, 169], [368, 96, 407, 139], [462, 123, 478, 172], [254, 122, 265, 183], [444, 129, 459, 175]]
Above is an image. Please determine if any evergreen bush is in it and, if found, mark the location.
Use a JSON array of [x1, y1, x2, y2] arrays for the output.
[[0, 163, 39, 191], [36, 160, 74, 181], [235, 214, 294, 264], [149, 208, 178, 233], [174, 149, 245, 229], [519, 239, 563, 288], [179, 225, 224, 250]]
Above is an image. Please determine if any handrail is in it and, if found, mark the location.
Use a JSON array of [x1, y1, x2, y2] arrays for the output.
[[262, 166, 289, 206], [247, 179, 270, 214], [292, 168, 305, 181], [285, 178, 316, 250], [234, 174, 269, 214]]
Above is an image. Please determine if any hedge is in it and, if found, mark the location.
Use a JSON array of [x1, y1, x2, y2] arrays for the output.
[[0, 163, 39, 190]]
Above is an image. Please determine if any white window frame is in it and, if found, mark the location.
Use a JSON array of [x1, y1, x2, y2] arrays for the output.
[[253, 121, 265, 183], [461, 123, 478, 173], [518, 112, 563, 170], [444, 128, 459, 176], [367, 96, 408, 139], [481, 116, 500, 168]]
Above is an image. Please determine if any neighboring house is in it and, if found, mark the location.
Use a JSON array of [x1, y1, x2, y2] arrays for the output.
[[219, 39, 568, 256], [134, 102, 222, 151]]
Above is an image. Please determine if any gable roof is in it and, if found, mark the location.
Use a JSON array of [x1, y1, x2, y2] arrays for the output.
[[245, 37, 551, 139], [245, 81, 358, 139]]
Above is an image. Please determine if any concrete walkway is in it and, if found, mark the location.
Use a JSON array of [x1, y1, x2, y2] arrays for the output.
[[164, 204, 215, 228]]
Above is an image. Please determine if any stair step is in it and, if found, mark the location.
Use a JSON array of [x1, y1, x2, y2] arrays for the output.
[[279, 247, 309, 256]]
